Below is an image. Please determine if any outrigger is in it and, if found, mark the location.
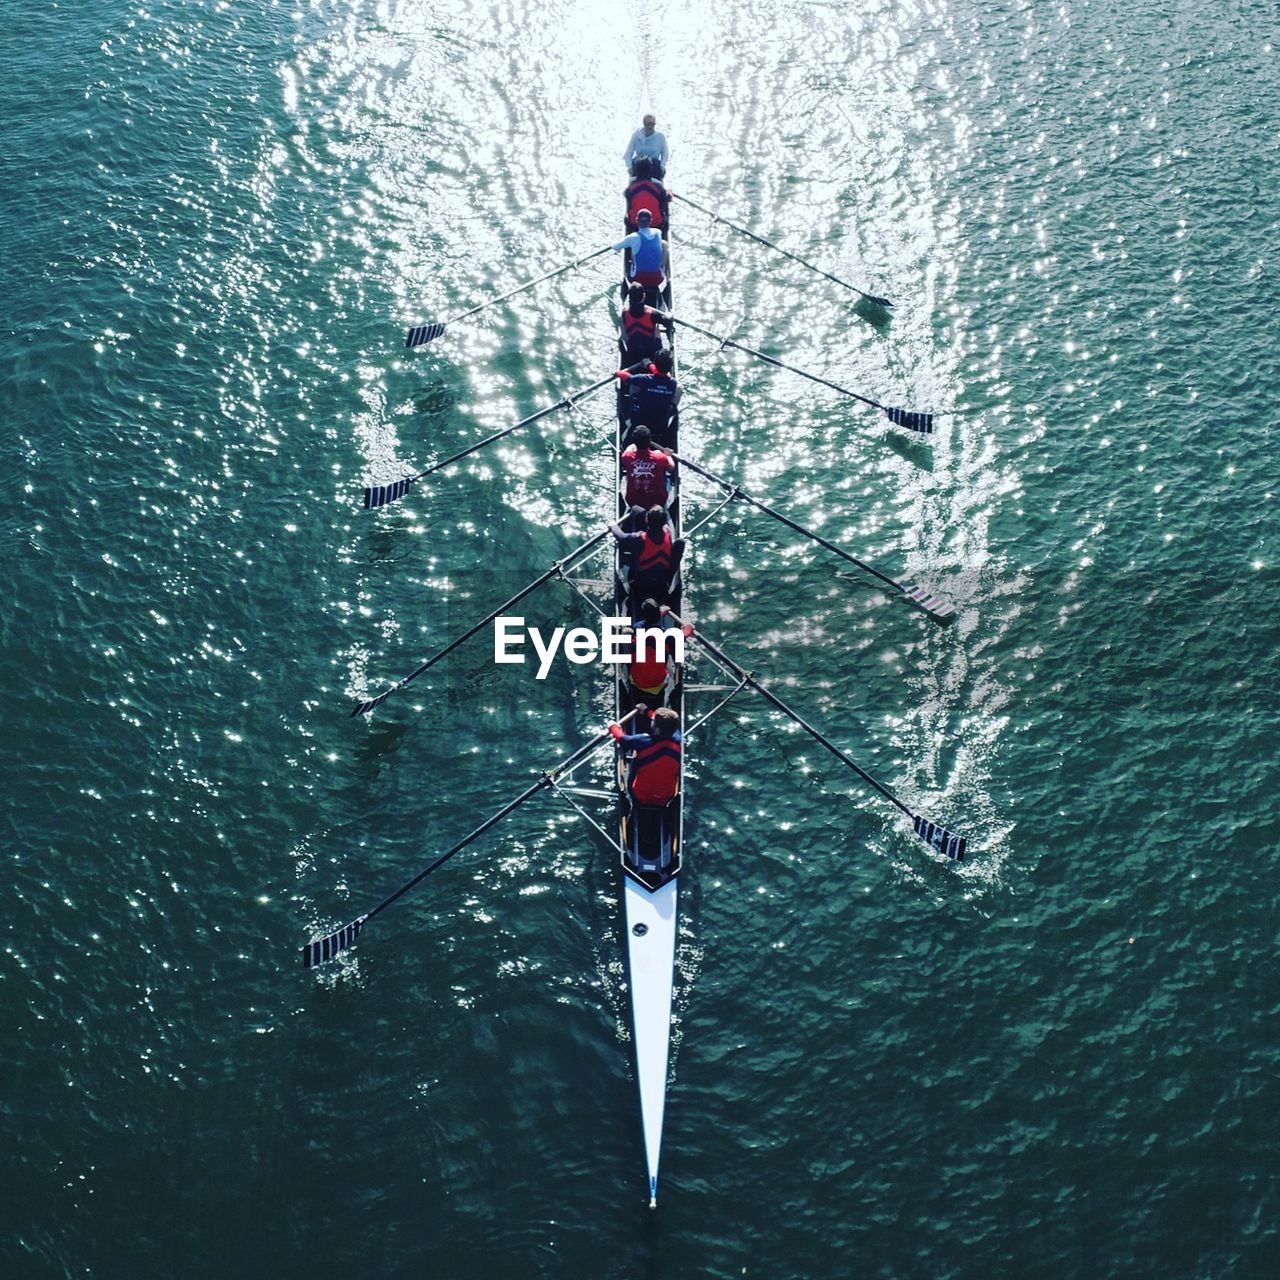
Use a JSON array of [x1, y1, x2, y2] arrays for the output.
[[302, 154, 971, 1206]]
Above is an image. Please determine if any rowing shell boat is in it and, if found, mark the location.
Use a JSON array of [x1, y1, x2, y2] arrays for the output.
[[613, 215, 683, 1209], [306, 147, 975, 1211]]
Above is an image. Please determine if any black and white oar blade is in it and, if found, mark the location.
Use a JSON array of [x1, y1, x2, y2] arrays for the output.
[[884, 406, 935, 434], [912, 815, 966, 862], [900, 582, 957, 625], [303, 915, 368, 968], [405, 322, 446, 349], [363, 476, 415, 510], [350, 687, 397, 718]]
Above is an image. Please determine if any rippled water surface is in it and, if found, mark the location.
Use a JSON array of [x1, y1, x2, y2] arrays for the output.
[[4, 1, 1278, 1276]]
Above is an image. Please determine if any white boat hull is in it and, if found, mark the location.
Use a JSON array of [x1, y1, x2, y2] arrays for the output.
[[623, 874, 678, 1207]]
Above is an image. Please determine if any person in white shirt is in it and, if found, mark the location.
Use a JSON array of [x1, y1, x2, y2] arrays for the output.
[[624, 114, 669, 180]]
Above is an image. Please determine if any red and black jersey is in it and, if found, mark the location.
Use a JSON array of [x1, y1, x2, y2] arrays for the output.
[[629, 622, 676, 691], [628, 732, 682, 804], [624, 178, 668, 230], [621, 308, 659, 360], [634, 526, 673, 581], [622, 309, 656, 346]]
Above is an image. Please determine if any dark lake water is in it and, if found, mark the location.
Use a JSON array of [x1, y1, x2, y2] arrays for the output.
[[4, 0, 1278, 1275]]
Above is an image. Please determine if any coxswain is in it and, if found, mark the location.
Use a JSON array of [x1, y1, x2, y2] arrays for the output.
[[612, 208, 668, 291], [624, 156, 669, 232], [627, 598, 694, 706], [623, 114, 669, 180], [609, 705, 682, 806], [610, 505, 685, 603], [620, 347, 681, 448], [619, 425, 675, 515], [619, 284, 664, 364]]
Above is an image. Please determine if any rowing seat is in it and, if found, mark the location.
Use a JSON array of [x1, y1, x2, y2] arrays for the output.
[[623, 390, 678, 451], [617, 571, 681, 618], [622, 794, 681, 885]]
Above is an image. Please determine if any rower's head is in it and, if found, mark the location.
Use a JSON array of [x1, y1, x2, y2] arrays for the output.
[[642, 114, 656, 135], [652, 348, 673, 377], [635, 208, 653, 230], [633, 155, 652, 179], [633, 425, 652, 452], [639, 596, 661, 625], [644, 505, 667, 536], [651, 706, 678, 739], [627, 284, 647, 314]]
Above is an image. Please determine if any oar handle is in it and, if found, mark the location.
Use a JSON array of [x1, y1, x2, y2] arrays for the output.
[[351, 528, 611, 716], [669, 452, 903, 593], [671, 192, 891, 308], [366, 775, 553, 922], [413, 399, 575, 482], [413, 363, 641, 484], [667, 613, 912, 819], [445, 245, 612, 326], [305, 712, 644, 965], [668, 316, 886, 412], [363, 709, 640, 924]]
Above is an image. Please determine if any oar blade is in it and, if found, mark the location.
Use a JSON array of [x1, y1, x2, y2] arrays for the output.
[[350, 687, 396, 718], [405, 322, 446, 349], [884, 406, 934, 435], [900, 582, 957, 626], [303, 915, 368, 968], [865, 293, 893, 309], [363, 476, 416, 510], [912, 815, 966, 862]]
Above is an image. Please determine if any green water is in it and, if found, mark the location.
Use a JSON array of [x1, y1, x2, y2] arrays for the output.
[[3, 0, 1278, 1275]]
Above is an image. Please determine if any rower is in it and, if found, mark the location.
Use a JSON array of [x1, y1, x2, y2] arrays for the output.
[[623, 113, 669, 180], [620, 347, 681, 449], [624, 156, 669, 232], [627, 598, 694, 708], [612, 208, 668, 295], [609, 705, 682, 806], [609, 504, 685, 605], [619, 425, 675, 518], [619, 284, 665, 365]]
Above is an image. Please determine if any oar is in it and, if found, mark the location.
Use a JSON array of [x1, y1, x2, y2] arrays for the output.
[[671, 192, 892, 309], [670, 316, 935, 434], [670, 452, 955, 624], [303, 711, 639, 967], [364, 366, 640, 509], [405, 246, 612, 348], [349, 530, 609, 717], [671, 615, 967, 861]]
